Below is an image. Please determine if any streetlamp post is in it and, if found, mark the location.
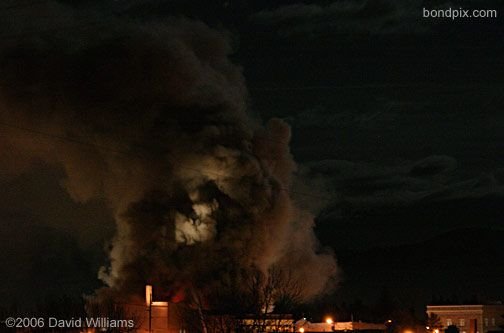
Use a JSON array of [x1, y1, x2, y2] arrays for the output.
[[326, 318, 335, 331]]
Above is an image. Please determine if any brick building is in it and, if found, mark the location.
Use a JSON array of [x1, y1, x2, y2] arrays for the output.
[[122, 285, 183, 333], [426, 304, 504, 333]]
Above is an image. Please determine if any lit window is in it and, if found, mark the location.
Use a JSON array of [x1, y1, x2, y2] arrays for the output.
[[484, 318, 488, 327], [459, 319, 465, 327], [491, 318, 495, 326], [447, 319, 452, 326]]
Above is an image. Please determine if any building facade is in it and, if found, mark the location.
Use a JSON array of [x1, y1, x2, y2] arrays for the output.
[[121, 285, 183, 333], [426, 304, 504, 333], [295, 319, 386, 333], [239, 314, 294, 332]]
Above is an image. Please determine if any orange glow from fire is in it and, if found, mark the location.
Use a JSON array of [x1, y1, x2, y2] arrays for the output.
[[169, 288, 186, 303]]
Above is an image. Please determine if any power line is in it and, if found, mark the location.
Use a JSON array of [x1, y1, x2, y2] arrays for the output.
[[0, 121, 331, 200], [0, 20, 111, 42], [249, 83, 504, 91], [0, 0, 51, 11], [0, 0, 115, 41]]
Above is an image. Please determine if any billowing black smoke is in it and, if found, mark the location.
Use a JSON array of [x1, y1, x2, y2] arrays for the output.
[[0, 2, 337, 305]]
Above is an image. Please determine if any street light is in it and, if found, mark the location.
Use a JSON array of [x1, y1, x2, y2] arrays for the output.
[[326, 317, 335, 331], [385, 319, 393, 333]]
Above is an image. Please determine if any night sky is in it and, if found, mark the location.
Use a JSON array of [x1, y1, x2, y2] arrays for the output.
[[0, 0, 503, 315]]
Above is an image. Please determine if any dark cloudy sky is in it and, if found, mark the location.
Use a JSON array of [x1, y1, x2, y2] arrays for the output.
[[1, 0, 503, 311]]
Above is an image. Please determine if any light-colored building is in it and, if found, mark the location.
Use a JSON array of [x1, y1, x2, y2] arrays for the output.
[[295, 319, 386, 332], [426, 304, 504, 333], [239, 314, 294, 332]]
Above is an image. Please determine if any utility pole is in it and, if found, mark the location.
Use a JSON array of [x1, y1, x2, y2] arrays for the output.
[[149, 293, 152, 333]]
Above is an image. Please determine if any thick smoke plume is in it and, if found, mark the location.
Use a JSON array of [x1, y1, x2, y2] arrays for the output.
[[0, 3, 336, 304]]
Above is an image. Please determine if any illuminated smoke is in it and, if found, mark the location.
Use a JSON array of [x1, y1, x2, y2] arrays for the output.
[[0, 3, 337, 303]]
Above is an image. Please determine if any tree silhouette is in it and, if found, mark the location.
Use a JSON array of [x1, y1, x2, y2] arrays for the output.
[[445, 325, 459, 333], [428, 313, 442, 331], [374, 285, 399, 324], [182, 265, 302, 333], [86, 298, 143, 333]]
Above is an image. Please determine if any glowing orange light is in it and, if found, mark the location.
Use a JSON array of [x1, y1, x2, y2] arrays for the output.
[[299, 328, 305, 333], [145, 285, 153, 306], [326, 318, 333, 324], [170, 288, 186, 303]]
